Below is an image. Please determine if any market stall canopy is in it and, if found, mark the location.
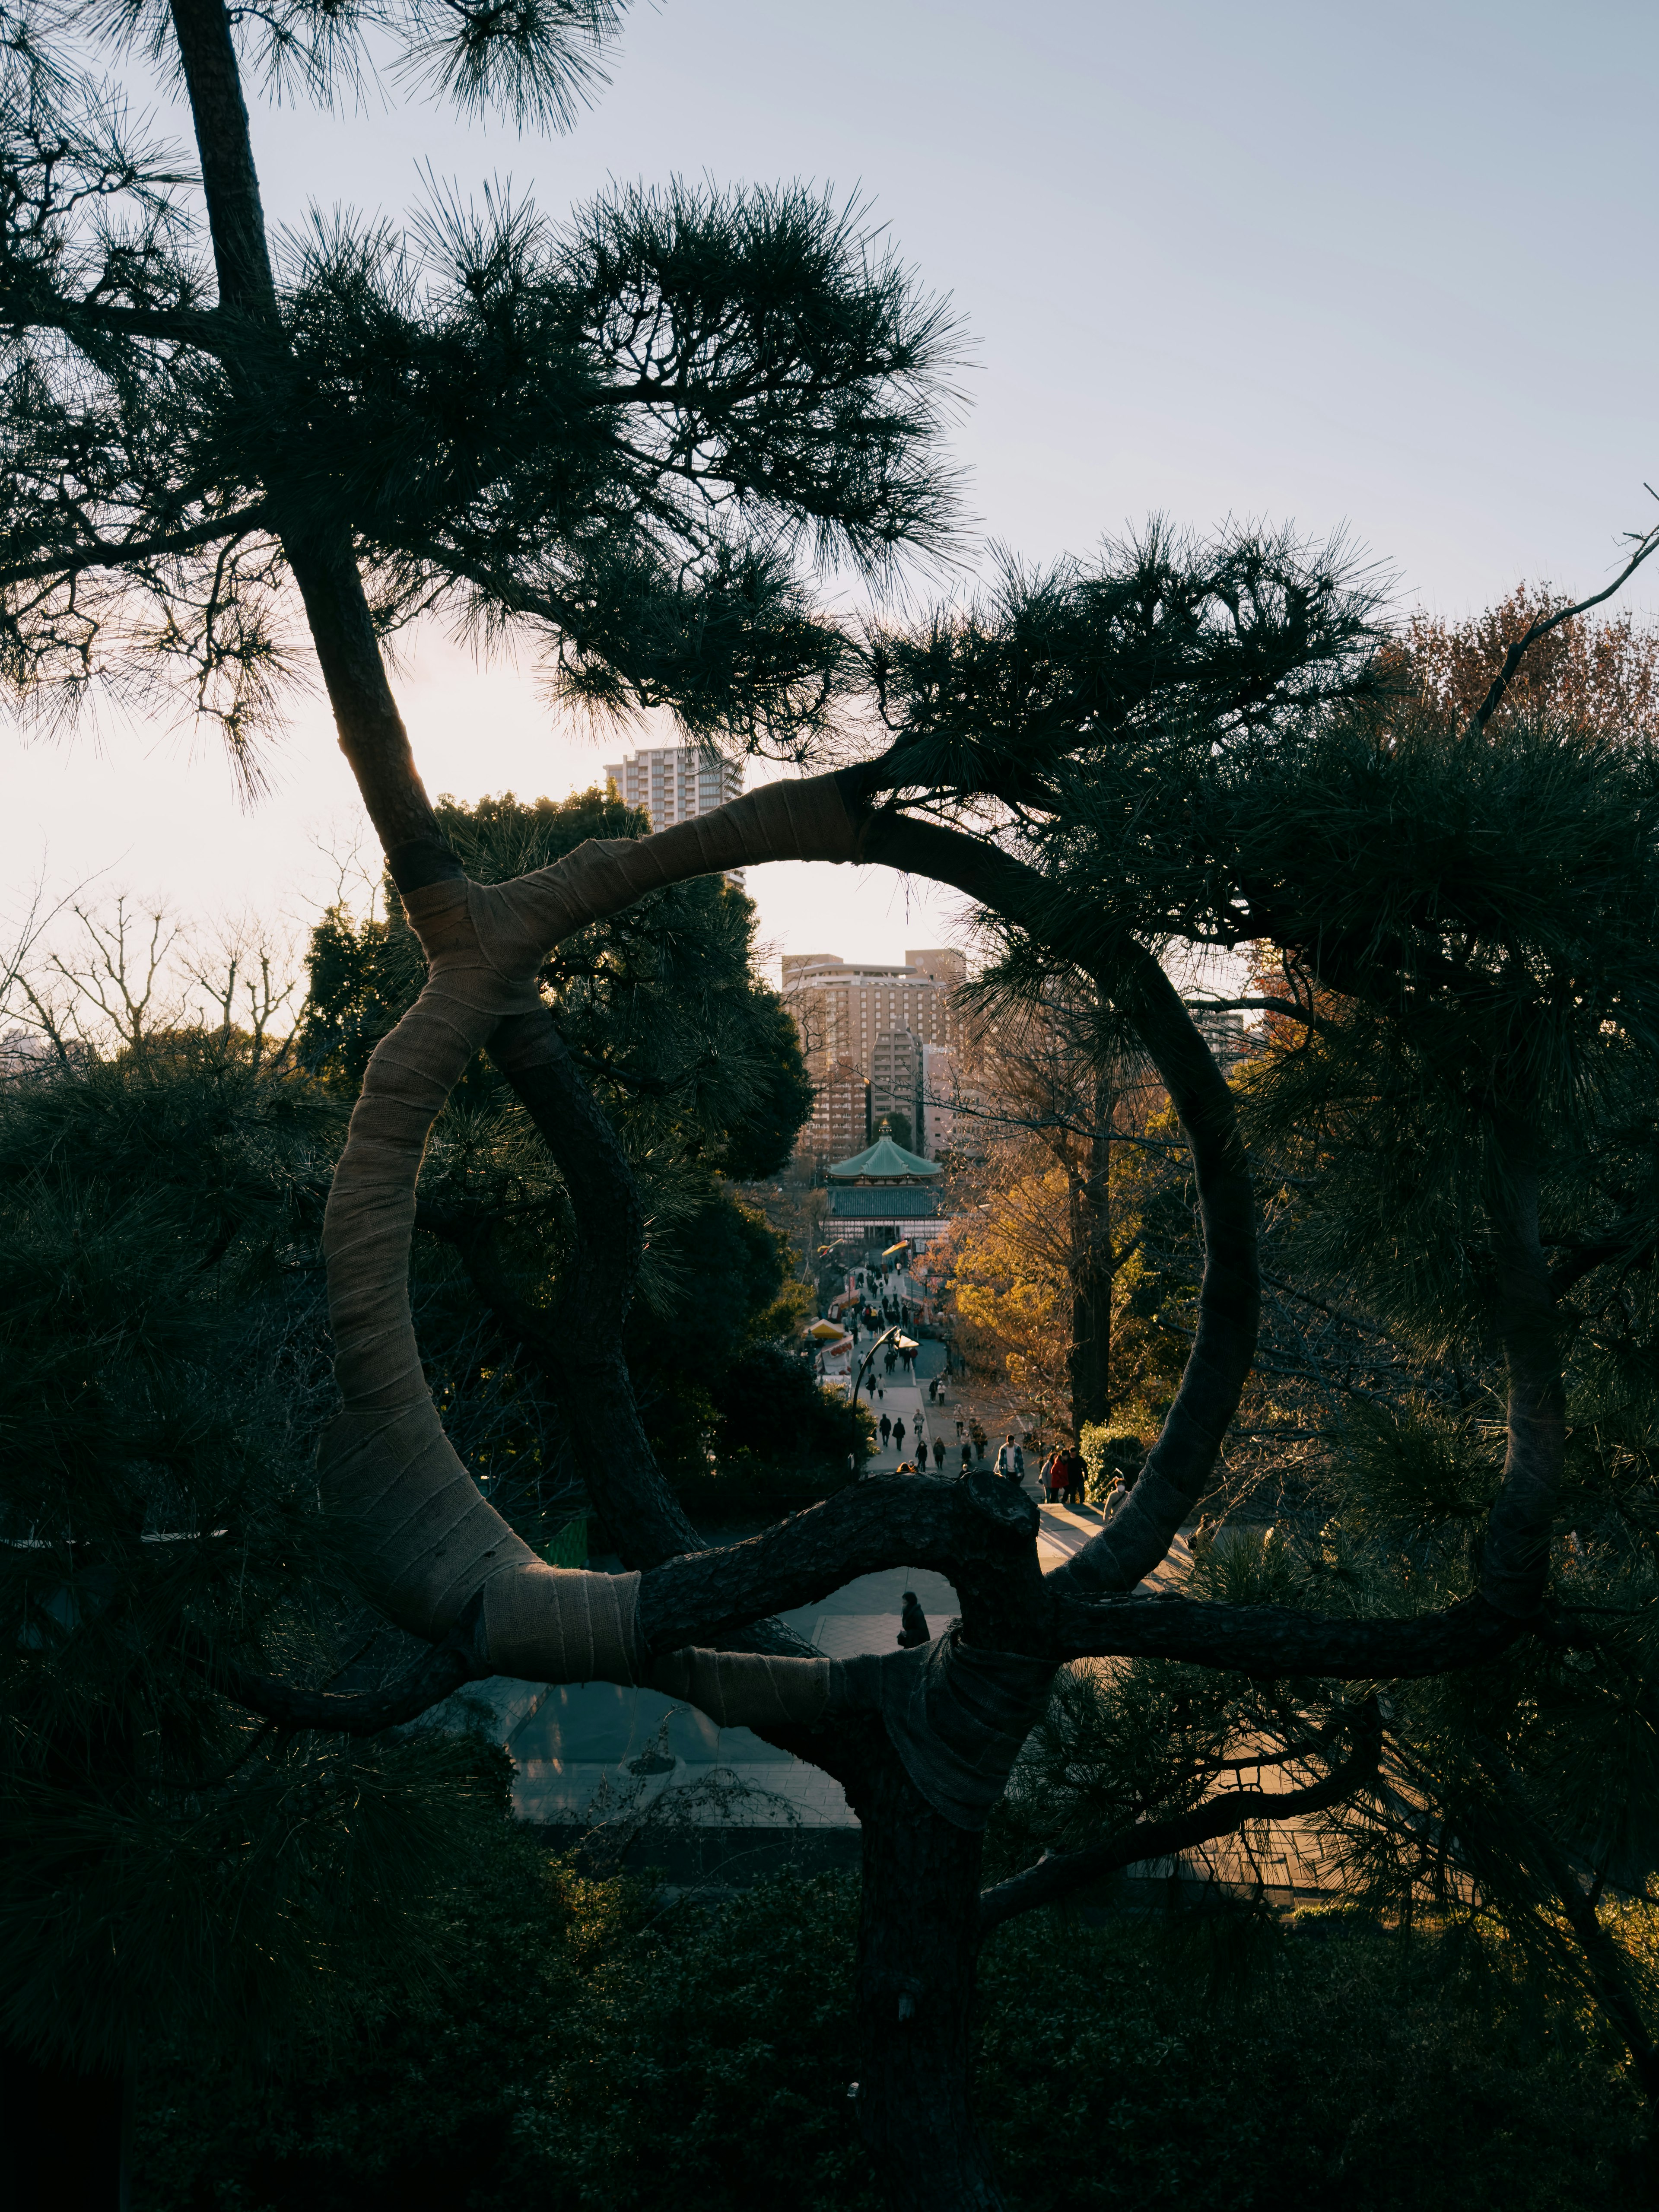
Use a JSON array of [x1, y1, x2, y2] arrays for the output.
[[806, 1318, 847, 1341]]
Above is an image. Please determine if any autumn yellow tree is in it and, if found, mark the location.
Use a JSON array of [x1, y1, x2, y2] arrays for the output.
[[939, 988, 1178, 1437]]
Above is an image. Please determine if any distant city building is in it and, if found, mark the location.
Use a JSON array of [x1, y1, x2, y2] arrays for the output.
[[802, 1055, 870, 1160], [869, 1029, 923, 1149], [920, 1041, 986, 1160], [1188, 1004, 1248, 1067], [781, 947, 967, 1162], [603, 744, 747, 886]]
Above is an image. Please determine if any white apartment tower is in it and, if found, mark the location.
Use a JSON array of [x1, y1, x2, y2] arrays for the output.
[[603, 744, 747, 886]]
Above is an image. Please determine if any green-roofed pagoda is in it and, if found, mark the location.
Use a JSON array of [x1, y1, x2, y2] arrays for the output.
[[827, 1128, 942, 1183], [825, 1120, 949, 1250]]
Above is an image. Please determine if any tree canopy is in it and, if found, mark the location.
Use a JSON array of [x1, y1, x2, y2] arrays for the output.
[[4, 2, 1659, 2208]]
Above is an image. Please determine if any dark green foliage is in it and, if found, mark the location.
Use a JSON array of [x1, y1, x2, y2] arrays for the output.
[[0, 16, 962, 764], [670, 1340, 872, 1520], [862, 522, 1388, 817], [704, 989, 815, 1180], [629, 1198, 870, 1502], [0, 1040, 502, 2072], [133, 1851, 1646, 2211], [712, 1340, 870, 1470]]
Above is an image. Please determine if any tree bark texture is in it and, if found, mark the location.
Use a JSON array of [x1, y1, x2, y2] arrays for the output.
[[165, 0, 454, 864], [489, 1007, 705, 1572], [850, 1755, 1008, 2212]]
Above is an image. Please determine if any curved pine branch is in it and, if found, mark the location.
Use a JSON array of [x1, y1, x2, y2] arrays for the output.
[[976, 1699, 1383, 1937]]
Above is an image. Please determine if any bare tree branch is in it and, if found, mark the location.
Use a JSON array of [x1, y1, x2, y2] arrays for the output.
[[1465, 517, 1659, 738], [0, 508, 271, 588]]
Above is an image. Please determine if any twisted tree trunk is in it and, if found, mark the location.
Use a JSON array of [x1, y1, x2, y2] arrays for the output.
[[45, 19, 1581, 2212], [852, 1758, 1007, 2212]]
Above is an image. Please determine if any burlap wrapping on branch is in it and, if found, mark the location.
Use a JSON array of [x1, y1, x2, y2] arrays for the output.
[[648, 1631, 1054, 1831], [648, 1646, 834, 1731], [835, 1628, 1056, 1830], [318, 775, 859, 1678], [315, 769, 1055, 1806]]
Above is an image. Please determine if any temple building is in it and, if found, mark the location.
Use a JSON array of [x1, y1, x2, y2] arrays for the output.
[[823, 1123, 952, 1251]]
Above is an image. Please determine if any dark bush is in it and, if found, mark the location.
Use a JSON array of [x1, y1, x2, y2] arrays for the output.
[[135, 1836, 1647, 2212]]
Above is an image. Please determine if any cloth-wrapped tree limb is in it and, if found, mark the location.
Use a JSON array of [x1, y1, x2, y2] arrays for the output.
[[833, 1629, 1057, 1831], [650, 1630, 1053, 1831], [852, 810, 1261, 1600], [318, 773, 859, 1674]]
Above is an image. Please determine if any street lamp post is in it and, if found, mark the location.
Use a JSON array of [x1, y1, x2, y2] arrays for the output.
[[852, 1323, 903, 1414]]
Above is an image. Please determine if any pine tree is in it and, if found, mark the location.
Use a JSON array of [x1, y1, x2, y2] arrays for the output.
[[6, 5, 1659, 2202]]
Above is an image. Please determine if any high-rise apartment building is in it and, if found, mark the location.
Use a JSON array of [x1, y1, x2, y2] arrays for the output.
[[869, 1029, 923, 1148], [603, 744, 747, 885], [782, 948, 968, 1162], [921, 1042, 985, 1159], [1189, 1004, 1248, 1067], [801, 1056, 870, 1160]]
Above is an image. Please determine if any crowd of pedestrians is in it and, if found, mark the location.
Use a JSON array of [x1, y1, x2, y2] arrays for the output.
[[841, 1264, 1098, 1515]]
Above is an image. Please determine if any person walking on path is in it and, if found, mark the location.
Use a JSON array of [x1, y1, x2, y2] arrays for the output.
[[995, 1434, 1025, 1484], [879, 1413, 892, 1447], [959, 1440, 973, 1477], [932, 1436, 946, 1471], [892, 1417, 906, 1456], [1064, 1446, 1087, 1507], [1043, 1448, 1066, 1504], [897, 1591, 930, 1648]]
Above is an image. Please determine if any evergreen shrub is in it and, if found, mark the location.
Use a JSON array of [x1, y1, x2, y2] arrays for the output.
[[134, 1839, 1647, 2212]]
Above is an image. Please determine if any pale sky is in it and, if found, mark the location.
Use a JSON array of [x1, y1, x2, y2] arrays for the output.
[[7, 0, 1657, 986]]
